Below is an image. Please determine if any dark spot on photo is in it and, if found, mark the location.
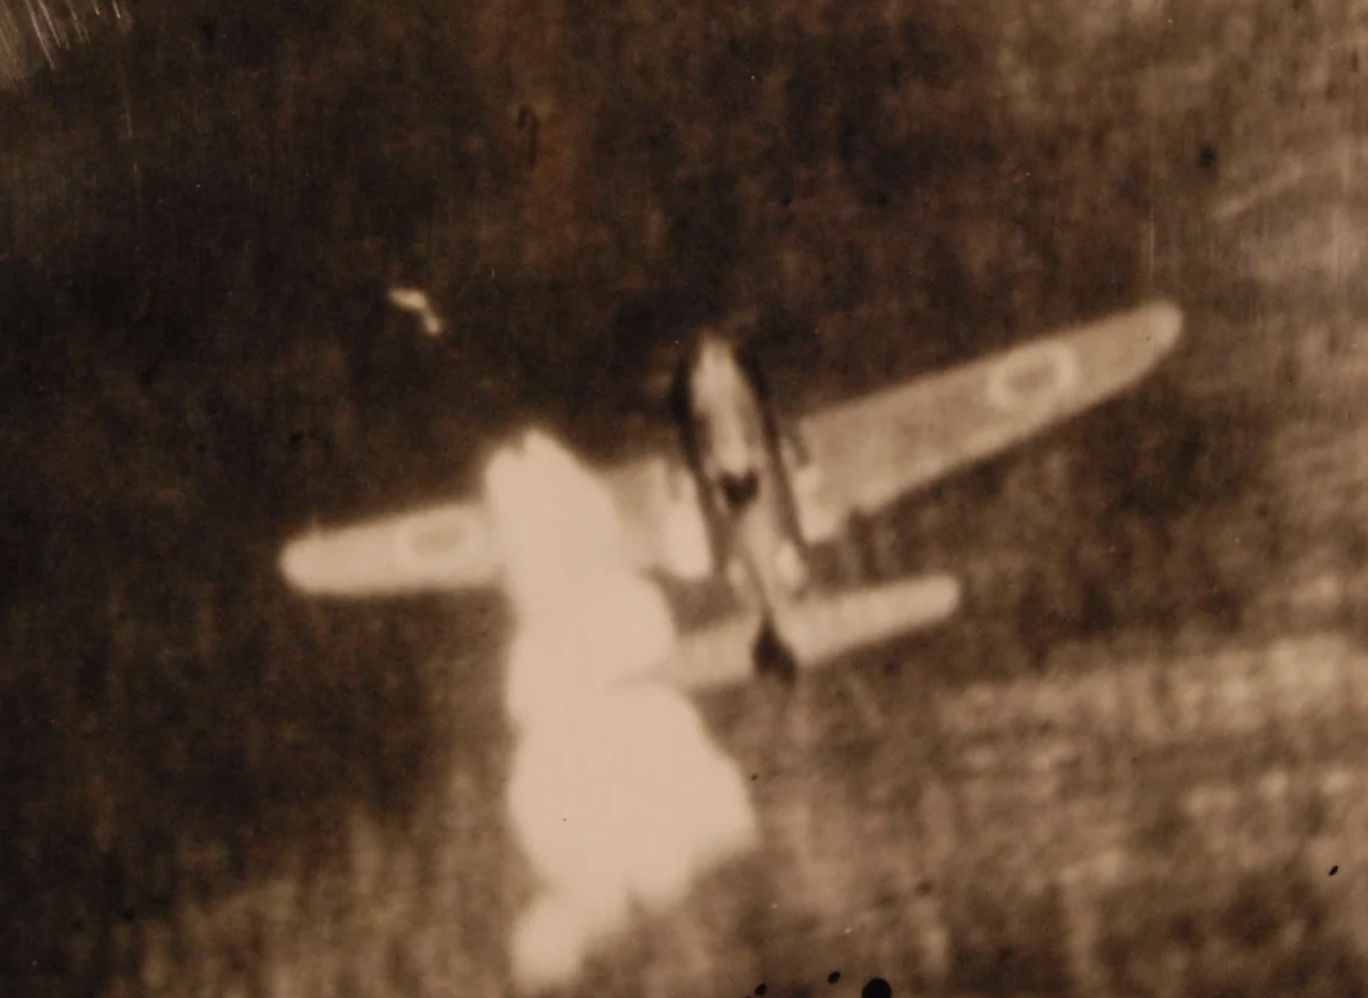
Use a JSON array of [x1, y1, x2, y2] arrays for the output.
[[862, 977, 892, 998]]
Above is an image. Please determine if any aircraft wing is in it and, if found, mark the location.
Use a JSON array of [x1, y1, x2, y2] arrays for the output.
[[278, 500, 500, 596], [796, 300, 1184, 521], [631, 573, 962, 692], [277, 300, 1182, 596], [275, 455, 712, 597]]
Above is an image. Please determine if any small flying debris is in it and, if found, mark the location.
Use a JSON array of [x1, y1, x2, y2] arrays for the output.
[[279, 300, 1183, 692], [387, 286, 446, 337]]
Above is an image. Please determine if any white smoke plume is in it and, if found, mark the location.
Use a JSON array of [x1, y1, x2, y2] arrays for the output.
[[481, 429, 758, 993]]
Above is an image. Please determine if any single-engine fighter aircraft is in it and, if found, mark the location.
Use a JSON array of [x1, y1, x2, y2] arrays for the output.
[[278, 300, 1183, 692]]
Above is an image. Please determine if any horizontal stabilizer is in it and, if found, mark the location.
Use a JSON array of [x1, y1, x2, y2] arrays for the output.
[[637, 573, 962, 693], [278, 501, 499, 597]]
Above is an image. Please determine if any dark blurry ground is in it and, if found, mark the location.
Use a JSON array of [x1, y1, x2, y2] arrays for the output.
[[2, 1, 1368, 996]]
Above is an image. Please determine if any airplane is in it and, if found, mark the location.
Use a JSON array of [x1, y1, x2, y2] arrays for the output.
[[278, 300, 1184, 693]]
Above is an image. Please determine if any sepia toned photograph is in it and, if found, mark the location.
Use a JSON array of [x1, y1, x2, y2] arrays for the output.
[[2, 1, 1366, 996]]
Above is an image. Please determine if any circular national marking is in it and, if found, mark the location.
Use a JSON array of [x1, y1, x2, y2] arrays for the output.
[[406, 521, 471, 559], [985, 341, 1080, 413]]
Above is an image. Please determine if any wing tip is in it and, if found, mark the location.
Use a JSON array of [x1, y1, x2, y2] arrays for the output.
[[277, 534, 347, 595]]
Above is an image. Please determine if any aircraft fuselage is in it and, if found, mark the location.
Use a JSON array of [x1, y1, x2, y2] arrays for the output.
[[672, 329, 810, 680]]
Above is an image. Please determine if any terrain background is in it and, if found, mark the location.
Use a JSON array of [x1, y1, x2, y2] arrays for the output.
[[2, 0, 1368, 995]]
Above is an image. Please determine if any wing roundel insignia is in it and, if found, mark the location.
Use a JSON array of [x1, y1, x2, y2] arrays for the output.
[[984, 341, 1081, 413], [401, 517, 475, 563]]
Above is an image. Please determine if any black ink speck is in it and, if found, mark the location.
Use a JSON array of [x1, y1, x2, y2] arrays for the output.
[[828, 971, 842, 984], [1198, 143, 1218, 171], [755, 985, 768, 996], [862, 978, 892, 998], [1330, 865, 1340, 876]]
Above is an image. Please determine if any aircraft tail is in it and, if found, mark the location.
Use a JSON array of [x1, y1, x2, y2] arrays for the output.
[[636, 574, 962, 693]]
